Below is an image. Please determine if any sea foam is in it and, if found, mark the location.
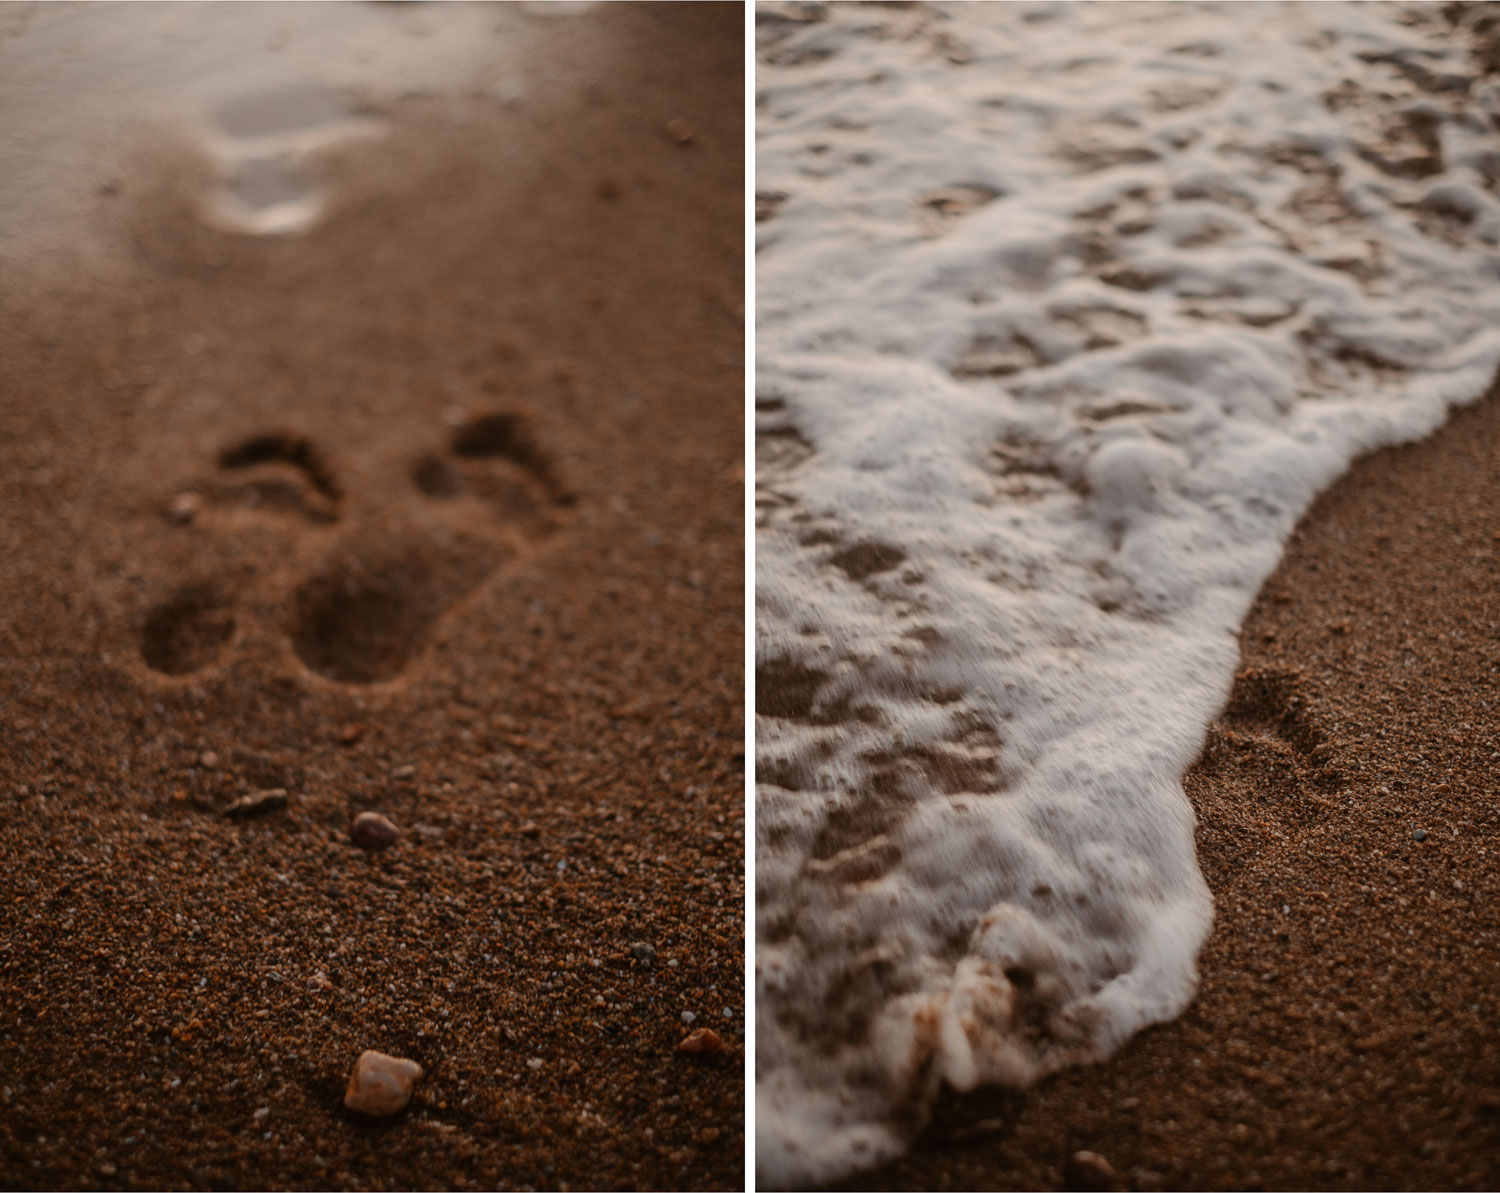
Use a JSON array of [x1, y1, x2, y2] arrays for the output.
[[755, 3, 1500, 1185]]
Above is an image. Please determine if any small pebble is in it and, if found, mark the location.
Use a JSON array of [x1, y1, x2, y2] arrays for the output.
[[308, 970, 333, 992], [223, 788, 288, 819], [1064, 1149, 1118, 1191], [677, 1028, 724, 1054], [351, 811, 399, 850], [1413, 829, 1428, 842], [344, 1050, 423, 1117], [199, 751, 219, 769], [629, 941, 657, 963], [166, 491, 202, 525], [681, 1010, 696, 1025]]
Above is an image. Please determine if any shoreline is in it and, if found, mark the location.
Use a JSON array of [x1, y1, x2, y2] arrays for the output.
[[836, 369, 1500, 1192]]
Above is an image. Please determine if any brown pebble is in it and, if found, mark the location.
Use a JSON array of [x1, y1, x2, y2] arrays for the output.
[[344, 1050, 423, 1117], [199, 751, 219, 769], [166, 491, 202, 525], [1064, 1149, 1118, 1191], [223, 788, 287, 819], [351, 811, 399, 850], [337, 722, 366, 746], [677, 1028, 724, 1053]]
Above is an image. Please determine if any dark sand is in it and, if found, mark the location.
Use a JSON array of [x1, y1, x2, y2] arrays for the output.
[[0, 5, 743, 1190], [838, 373, 1500, 1191]]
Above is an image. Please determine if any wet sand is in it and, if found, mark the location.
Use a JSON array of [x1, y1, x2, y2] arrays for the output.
[[838, 369, 1500, 1191], [0, 5, 743, 1191]]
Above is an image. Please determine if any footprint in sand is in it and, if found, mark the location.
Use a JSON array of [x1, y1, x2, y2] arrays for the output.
[[139, 411, 572, 685], [204, 80, 381, 237]]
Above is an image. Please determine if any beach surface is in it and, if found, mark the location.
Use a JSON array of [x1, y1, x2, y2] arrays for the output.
[[838, 366, 1500, 1192], [756, 2, 1500, 1185], [0, 4, 744, 1190]]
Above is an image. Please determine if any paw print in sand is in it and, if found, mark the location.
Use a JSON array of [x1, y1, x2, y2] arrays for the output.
[[140, 412, 572, 685]]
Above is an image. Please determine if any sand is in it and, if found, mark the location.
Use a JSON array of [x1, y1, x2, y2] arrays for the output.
[[832, 367, 1500, 1190], [0, 5, 743, 1191]]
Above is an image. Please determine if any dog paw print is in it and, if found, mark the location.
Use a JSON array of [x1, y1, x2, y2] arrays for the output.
[[140, 411, 572, 685]]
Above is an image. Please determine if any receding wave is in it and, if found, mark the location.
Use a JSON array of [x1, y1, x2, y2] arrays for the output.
[[755, 3, 1500, 1185]]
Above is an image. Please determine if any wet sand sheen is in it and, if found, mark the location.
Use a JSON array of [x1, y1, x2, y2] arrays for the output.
[[837, 369, 1500, 1191]]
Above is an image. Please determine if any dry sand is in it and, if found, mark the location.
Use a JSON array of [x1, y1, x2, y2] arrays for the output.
[[836, 369, 1500, 1190], [0, 5, 743, 1190]]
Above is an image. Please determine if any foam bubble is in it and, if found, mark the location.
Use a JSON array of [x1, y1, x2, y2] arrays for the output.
[[756, 3, 1500, 1186]]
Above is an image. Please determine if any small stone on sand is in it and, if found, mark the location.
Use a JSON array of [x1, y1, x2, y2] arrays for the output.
[[351, 811, 399, 850], [1412, 829, 1428, 842], [167, 491, 202, 525], [677, 1028, 724, 1053], [629, 941, 656, 963], [1064, 1149, 1118, 1191], [223, 788, 288, 819], [344, 1050, 423, 1117]]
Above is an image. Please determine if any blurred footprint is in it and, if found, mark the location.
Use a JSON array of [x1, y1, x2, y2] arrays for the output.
[[141, 410, 572, 684], [202, 79, 380, 235]]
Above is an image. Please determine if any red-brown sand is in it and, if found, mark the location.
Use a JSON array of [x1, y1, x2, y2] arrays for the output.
[[835, 373, 1500, 1191], [0, 6, 743, 1190]]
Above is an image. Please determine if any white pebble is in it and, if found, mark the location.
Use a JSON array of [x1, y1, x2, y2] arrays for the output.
[[344, 1050, 423, 1117]]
